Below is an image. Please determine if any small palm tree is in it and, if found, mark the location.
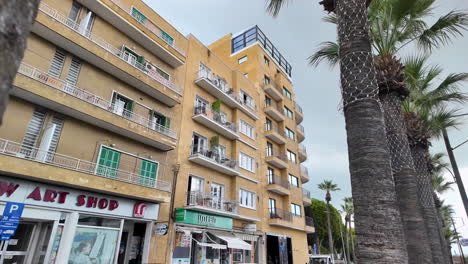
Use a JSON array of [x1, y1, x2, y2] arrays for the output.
[[318, 180, 340, 257], [341, 197, 354, 263]]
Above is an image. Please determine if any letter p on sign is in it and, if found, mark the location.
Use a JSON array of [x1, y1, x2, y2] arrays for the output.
[[9, 204, 19, 214]]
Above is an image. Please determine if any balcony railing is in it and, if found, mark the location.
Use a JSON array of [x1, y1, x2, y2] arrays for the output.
[[0, 138, 171, 191], [197, 70, 257, 113], [17, 63, 177, 139], [265, 123, 286, 137], [299, 144, 307, 153], [269, 208, 293, 222], [303, 188, 311, 199], [194, 106, 237, 133], [262, 79, 282, 93], [305, 216, 315, 227], [268, 175, 290, 189], [190, 145, 238, 170], [107, 0, 186, 56], [301, 164, 309, 175], [298, 124, 305, 133], [295, 101, 303, 114], [264, 100, 284, 114], [38, 3, 182, 95], [187, 191, 239, 214], [267, 148, 288, 162]]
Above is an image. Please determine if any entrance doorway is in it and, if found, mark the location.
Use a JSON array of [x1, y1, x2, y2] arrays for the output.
[[117, 221, 147, 264], [266, 235, 293, 264], [0, 222, 54, 264]]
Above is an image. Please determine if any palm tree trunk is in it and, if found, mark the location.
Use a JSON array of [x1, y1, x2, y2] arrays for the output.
[[326, 202, 335, 256], [410, 144, 446, 263], [345, 216, 351, 263], [380, 93, 433, 263], [350, 220, 357, 264], [335, 1, 409, 263], [434, 195, 452, 264]]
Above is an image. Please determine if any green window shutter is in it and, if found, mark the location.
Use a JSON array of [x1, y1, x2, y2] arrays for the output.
[[164, 117, 171, 129], [125, 100, 134, 112], [161, 31, 174, 46], [131, 7, 147, 23], [139, 160, 158, 186], [97, 147, 121, 178], [156, 68, 170, 80]]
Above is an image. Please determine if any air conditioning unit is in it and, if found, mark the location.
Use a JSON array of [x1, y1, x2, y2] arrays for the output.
[[244, 224, 257, 232]]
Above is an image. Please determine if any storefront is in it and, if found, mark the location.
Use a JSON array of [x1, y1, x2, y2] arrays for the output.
[[0, 176, 160, 264], [172, 208, 262, 264], [266, 233, 293, 264]]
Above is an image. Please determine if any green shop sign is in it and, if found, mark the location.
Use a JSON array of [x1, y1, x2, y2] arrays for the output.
[[175, 208, 232, 229]]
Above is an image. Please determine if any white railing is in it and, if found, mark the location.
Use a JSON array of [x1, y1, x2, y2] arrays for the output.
[[0, 138, 171, 192], [38, 3, 182, 95], [302, 188, 311, 199], [295, 101, 303, 114], [17, 63, 177, 139], [193, 106, 237, 133], [107, 0, 186, 56], [298, 124, 305, 133], [300, 164, 309, 176], [299, 144, 307, 153], [190, 145, 238, 171], [187, 191, 239, 214]]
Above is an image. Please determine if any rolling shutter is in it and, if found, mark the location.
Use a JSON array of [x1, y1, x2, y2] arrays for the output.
[[49, 49, 66, 78], [21, 108, 47, 157]]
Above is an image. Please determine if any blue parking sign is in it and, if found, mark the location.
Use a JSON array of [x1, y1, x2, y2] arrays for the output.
[[0, 202, 24, 240]]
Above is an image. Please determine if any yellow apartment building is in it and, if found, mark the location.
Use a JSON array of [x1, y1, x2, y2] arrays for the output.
[[0, 0, 186, 263], [0, 0, 313, 263]]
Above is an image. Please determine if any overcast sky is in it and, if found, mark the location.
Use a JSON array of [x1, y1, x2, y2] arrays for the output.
[[143, 0, 468, 253]]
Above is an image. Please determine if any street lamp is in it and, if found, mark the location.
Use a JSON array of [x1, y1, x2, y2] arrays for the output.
[[443, 113, 468, 219]]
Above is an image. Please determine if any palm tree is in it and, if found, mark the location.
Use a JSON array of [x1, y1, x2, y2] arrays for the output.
[[318, 180, 340, 257], [341, 197, 353, 263], [267, 1, 411, 262]]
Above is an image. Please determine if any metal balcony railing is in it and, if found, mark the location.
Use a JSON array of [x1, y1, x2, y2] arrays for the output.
[[266, 148, 288, 162], [303, 188, 311, 199], [196, 70, 257, 113], [269, 208, 293, 222], [299, 144, 307, 153], [38, 3, 182, 95], [305, 216, 315, 227], [295, 101, 303, 114], [262, 79, 282, 93], [17, 63, 177, 139], [107, 0, 186, 56], [187, 191, 239, 214], [264, 99, 284, 114], [194, 106, 237, 133], [190, 145, 238, 170], [0, 138, 171, 191], [265, 123, 286, 137], [297, 124, 305, 133], [301, 164, 309, 175], [268, 175, 290, 189]]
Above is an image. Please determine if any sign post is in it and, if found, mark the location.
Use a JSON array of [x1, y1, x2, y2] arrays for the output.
[[0, 202, 24, 263]]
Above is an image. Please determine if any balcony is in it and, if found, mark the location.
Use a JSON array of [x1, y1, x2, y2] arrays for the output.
[[303, 188, 312, 206], [265, 124, 287, 145], [266, 148, 289, 169], [77, 0, 185, 67], [295, 101, 304, 124], [267, 175, 290, 196], [189, 146, 239, 176], [264, 101, 285, 122], [269, 208, 293, 227], [0, 138, 171, 192], [297, 124, 305, 142], [195, 70, 259, 120], [186, 191, 238, 217], [262, 81, 282, 101], [33, 3, 181, 107], [300, 165, 310, 183], [15, 63, 176, 151], [305, 216, 316, 233], [298, 144, 307, 162], [192, 107, 239, 140]]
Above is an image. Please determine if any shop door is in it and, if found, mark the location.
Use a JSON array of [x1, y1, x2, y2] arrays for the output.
[[0, 222, 53, 264]]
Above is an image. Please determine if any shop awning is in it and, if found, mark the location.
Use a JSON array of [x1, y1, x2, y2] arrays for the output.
[[235, 233, 259, 242], [197, 242, 227, 249], [209, 231, 252, 250]]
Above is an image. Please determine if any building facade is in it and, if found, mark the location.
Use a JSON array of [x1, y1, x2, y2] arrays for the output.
[[0, 1, 313, 264]]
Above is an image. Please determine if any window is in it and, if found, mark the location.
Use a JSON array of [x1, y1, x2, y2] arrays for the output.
[[151, 111, 171, 129], [283, 87, 292, 100], [49, 49, 66, 78], [161, 30, 174, 46], [289, 174, 299, 188], [264, 56, 270, 65], [264, 76, 270, 85], [211, 183, 224, 210], [266, 142, 273, 157], [287, 150, 297, 163], [284, 106, 294, 119], [146, 62, 170, 81], [265, 96, 272, 107], [269, 198, 276, 215], [239, 152, 255, 172], [187, 175, 204, 204], [291, 203, 302, 216], [265, 118, 272, 131], [238, 56, 248, 64], [192, 133, 208, 154], [139, 160, 158, 186], [285, 127, 295, 141], [267, 168, 274, 184], [97, 146, 121, 178], [240, 90, 255, 109], [111, 93, 134, 117], [65, 57, 82, 86], [131, 7, 147, 23], [239, 189, 256, 209], [240, 120, 254, 139], [68, 1, 82, 22]]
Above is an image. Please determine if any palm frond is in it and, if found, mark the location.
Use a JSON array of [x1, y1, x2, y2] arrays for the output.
[[308, 41, 339, 68], [322, 14, 337, 25], [426, 107, 462, 138], [418, 10, 468, 51], [266, 0, 288, 17]]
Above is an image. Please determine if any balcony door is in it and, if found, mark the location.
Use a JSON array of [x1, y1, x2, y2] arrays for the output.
[[267, 142, 274, 157], [269, 198, 276, 217], [187, 175, 204, 205], [211, 183, 224, 210], [195, 96, 209, 114], [191, 133, 207, 155]]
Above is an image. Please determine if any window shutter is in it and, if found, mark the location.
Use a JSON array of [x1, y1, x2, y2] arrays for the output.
[[49, 49, 66, 78], [161, 31, 174, 46], [139, 160, 158, 186], [97, 147, 121, 178], [21, 108, 47, 156], [164, 117, 171, 128], [66, 57, 82, 86], [48, 115, 65, 154]]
